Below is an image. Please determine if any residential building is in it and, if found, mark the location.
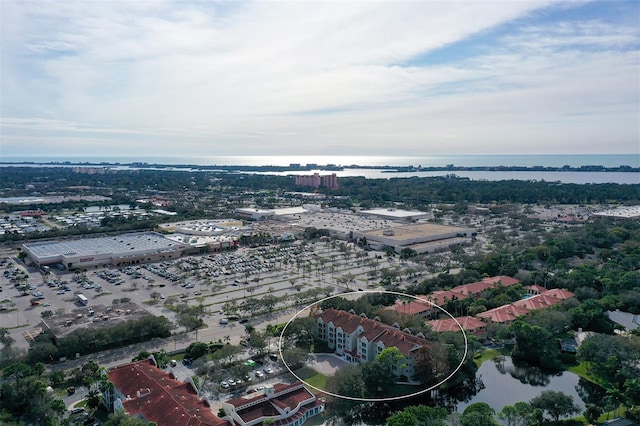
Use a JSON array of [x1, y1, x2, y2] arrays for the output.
[[388, 276, 520, 318], [477, 288, 574, 324], [315, 309, 431, 378], [295, 173, 338, 189], [220, 382, 324, 426], [427, 316, 487, 336], [104, 358, 228, 426]]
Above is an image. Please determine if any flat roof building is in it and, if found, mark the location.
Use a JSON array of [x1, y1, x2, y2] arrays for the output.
[[360, 208, 430, 221], [23, 232, 185, 270], [353, 223, 474, 253]]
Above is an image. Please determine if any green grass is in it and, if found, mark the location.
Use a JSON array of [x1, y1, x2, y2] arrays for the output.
[[567, 362, 610, 388], [473, 347, 511, 367], [596, 406, 628, 423], [294, 366, 327, 393]]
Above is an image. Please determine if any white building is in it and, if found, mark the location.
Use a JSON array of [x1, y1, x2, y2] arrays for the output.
[[316, 309, 431, 379]]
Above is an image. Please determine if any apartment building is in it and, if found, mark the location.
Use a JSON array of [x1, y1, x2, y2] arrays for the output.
[[315, 308, 431, 379]]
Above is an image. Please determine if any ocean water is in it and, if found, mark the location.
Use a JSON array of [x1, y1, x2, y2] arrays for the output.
[[2, 154, 639, 168]]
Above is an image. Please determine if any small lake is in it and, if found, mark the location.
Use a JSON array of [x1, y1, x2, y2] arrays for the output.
[[455, 356, 603, 414]]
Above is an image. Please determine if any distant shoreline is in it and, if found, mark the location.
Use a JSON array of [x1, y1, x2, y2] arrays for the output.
[[1, 161, 639, 173]]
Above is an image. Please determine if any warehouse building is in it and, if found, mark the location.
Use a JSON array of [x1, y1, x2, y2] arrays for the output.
[[22, 232, 185, 270], [352, 223, 474, 254]]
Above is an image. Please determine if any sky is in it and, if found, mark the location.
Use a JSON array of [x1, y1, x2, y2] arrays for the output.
[[1, 0, 639, 159]]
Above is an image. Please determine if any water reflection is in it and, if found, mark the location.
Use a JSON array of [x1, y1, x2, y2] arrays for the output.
[[502, 357, 553, 387], [455, 356, 595, 413]]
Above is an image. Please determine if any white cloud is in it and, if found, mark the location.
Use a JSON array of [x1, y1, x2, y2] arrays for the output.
[[1, 0, 638, 157]]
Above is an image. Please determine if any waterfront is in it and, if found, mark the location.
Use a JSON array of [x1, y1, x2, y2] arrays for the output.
[[2, 154, 639, 184], [455, 357, 604, 415], [3, 154, 638, 168], [257, 168, 640, 184]]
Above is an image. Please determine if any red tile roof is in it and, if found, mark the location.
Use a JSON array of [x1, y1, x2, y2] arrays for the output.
[[544, 288, 575, 300], [479, 276, 521, 287], [425, 290, 469, 305], [227, 382, 317, 425], [225, 390, 266, 409], [107, 359, 227, 426], [272, 387, 314, 411], [317, 309, 363, 334], [390, 300, 433, 315], [477, 304, 529, 323], [236, 400, 279, 423], [317, 309, 430, 357], [524, 285, 547, 294], [452, 276, 520, 296], [513, 295, 555, 311], [428, 316, 486, 333]]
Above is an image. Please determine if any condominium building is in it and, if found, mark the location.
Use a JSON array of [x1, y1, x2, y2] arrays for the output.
[[315, 308, 431, 379]]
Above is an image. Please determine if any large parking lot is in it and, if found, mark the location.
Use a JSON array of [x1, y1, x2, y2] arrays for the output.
[[1, 241, 405, 351]]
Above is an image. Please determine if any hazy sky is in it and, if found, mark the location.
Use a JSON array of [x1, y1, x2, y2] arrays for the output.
[[1, 1, 639, 158]]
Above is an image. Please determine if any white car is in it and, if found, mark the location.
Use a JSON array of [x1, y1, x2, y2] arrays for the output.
[[220, 381, 229, 388]]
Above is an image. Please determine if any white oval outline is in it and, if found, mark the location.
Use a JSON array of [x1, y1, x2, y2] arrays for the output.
[[278, 289, 469, 402]]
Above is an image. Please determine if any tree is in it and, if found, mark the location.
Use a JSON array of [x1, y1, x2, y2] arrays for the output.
[[414, 342, 449, 385], [50, 398, 66, 420], [211, 344, 242, 366], [623, 378, 640, 409], [361, 361, 394, 398], [498, 402, 533, 426], [460, 403, 499, 426], [281, 347, 308, 370], [530, 390, 580, 424], [185, 342, 209, 360], [244, 324, 255, 336], [497, 405, 519, 426], [386, 405, 447, 426], [325, 364, 365, 418], [49, 370, 65, 387], [104, 409, 156, 426], [85, 388, 102, 410], [510, 320, 562, 370], [0, 328, 15, 347], [249, 331, 268, 356], [282, 316, 317, 351], [583, 404, 603, 424]]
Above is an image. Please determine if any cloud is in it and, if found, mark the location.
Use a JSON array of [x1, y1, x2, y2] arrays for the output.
[[1, 0, 638, 157]]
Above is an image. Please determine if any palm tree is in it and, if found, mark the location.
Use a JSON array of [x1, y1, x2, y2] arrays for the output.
[[85, 389, 102, 411]]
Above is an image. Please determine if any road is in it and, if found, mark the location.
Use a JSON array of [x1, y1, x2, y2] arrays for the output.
[[47, 307, 300, 373]]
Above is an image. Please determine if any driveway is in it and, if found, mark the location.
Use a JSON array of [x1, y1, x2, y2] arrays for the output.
[[306, 353, 349, 375]]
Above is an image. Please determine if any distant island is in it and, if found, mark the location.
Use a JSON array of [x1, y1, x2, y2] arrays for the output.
[[1, 161, 639, 173]]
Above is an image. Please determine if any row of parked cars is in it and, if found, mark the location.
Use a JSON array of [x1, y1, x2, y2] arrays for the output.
[[219, 366, 275, 390]]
